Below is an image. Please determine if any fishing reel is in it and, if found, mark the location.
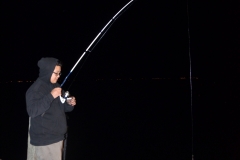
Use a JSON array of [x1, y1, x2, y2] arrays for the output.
[[60, 91, 72, 103]]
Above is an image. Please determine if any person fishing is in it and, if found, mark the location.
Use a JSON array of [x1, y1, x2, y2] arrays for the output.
[[24, 1, 136, 159], [26, 57, 76, 160]]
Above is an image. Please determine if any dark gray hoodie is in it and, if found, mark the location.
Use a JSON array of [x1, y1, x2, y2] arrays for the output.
[[26, 57, 74, 146]]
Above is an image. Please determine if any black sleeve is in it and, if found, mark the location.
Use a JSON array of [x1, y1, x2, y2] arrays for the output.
[[26, 87, 54, 118], [64, 102, 74, 112]]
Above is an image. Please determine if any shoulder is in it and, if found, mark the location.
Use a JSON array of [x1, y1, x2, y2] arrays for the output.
[[26, 79, 48, 94]]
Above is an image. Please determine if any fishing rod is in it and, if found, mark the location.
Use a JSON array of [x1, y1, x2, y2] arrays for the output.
[[60, 0, 137, 88], [60, 1, 137, 160]]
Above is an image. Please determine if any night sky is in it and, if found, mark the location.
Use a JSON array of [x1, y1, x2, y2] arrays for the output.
[[2, 0, 239, 81], [1, 0, 240, 159]]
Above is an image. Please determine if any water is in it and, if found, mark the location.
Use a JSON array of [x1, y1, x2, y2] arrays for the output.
[[0, 79, 239, 159]]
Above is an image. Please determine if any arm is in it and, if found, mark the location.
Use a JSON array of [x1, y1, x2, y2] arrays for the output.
[[26, 90, 54, 118]]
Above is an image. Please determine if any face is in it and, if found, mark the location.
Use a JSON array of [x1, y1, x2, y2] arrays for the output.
[[50, 65, 61, 84]]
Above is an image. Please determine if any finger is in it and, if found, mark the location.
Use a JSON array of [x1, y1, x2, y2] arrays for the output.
[[71, 101, 76, 105]]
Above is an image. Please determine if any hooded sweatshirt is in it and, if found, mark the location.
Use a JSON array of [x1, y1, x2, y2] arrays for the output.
[[26, 57, 74, 146]]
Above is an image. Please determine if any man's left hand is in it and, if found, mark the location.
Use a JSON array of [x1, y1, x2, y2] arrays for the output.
[[67, 96, 76, 106]]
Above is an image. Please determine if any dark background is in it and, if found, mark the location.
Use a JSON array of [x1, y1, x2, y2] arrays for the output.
[[2, 0, 239, 80], [0, 0, 240, 159]]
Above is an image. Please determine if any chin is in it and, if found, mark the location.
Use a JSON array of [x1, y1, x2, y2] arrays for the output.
[[51, 81, 57, 84]]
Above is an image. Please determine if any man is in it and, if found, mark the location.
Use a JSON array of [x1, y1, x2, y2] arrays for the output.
[[26, 57, 76, 160]]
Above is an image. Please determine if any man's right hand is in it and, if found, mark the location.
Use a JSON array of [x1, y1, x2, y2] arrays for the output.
[[51, 87, 62, 98]]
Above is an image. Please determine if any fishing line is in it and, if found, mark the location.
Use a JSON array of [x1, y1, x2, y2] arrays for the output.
[[60, 1, 194, 159], [61, 0, 137, 88], [187, 0, 194, 159]]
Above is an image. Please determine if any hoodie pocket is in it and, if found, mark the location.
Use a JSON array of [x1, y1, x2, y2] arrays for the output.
[[42, 116, 57, 134], [42, 113, 67, 135]]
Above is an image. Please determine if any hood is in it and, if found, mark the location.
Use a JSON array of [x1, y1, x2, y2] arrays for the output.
[[37, 57, 58, 83]]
